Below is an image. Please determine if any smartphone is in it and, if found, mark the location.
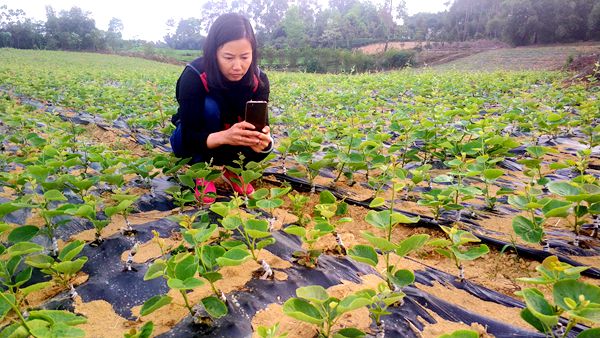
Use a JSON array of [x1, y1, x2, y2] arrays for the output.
[[245, 100, 268, 132]]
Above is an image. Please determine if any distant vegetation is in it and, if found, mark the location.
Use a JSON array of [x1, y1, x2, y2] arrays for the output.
[[1, 0, 599, 72]]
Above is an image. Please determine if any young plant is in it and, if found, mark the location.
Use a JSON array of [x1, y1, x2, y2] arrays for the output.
[[467, 155, 512, 210], [225, 154, 264, 201], [428, 225, 489, 281], [282, 285, 372, 338], [349, 171, 425, 290], [251, 186, 292, 228], [256, 322, 288, 338], [66, 195, 110, 245], [164, 185, 196, 212], [288, 191, 311, 227], [210, 197, 275, 277], [105, 193, 138, 235], [176, 161, 221, 208], [313, 190, 352, 255], [124, 321, 154, 338], [516, 280, 600, 337], [284, 223, 333, 269], [508, 184, 547, 247], [142, 251, 227, 322], [25, 240, 88, 292], [517, 256, 589, 286], [356, 282, 406, 333]]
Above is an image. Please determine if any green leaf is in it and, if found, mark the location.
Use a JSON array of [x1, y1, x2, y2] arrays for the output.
[[361, 231, 396, 252], [553, 280, 600, 323], [21, 281, 53, 296], [482, 169, 503, 180], [518, 288, 559, 328], [178, 174, 196, 189], [0, 293, 16, 320], [282, 298, 323, 325], [173, 254, 197, 280], [140, 295, 172, 316], [25, 254, 54, 269], [221, 215, 243, 230], [216, 248, 251, 266], [44, 190, 68, 202], [59, 240, 85, 262], [245, 219, 271, 239], [512, 216, 543, 243], [201, 296, 228, 318], [547, 181, 580, 197], [7, 242, 44, 257], [319, 190, 337, 204], [438, 329, 480, 338], [520, 307, 550, 333], [0, 202, 23, 218], [348, 245, 378, 267], [337, 293, 372, 315], [28, 309, 87, 325], [257, 237, 276, 250], [395, 234, 430, 257], [333, 328, 366, 338], [577, 328, 600, 338], [29, 322, 85, 338], [54, 257, 88, 275], [202, 271, 223, 283], [541, 199, 571, 218], [284, 225, 306, 238], [296, 285, 329, 304], [388, 269, 415, 288], [167, 277, 204, 290], [8, 226, 39, 243], [450, 244, 489, 261], [369, 197, 386, 208], [144, 260, 167, 280], [256, 199, 283, 210]]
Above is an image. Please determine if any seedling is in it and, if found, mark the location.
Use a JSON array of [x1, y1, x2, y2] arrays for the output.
[[282, 285, 372, 338], [356, 283, 406, 333], [105, 193, 138, 235], [256, 322, 288, 338], [516, 280, 600, 337], [124, 321, 154, 338], [284, 222, 333, 268], [225, 154, 264, 201], [517, 256, 589, 286], [288, 191, 311, 227], [176, 161, 221, 208], [251, 186, 292, 228], [25, 240, 88, 293], [313, 190, 352, 255], [210, 197, 275, 278], [65, 195, 110, 245], [428, 225, 489, 281]]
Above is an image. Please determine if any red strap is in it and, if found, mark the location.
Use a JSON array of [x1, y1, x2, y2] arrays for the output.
[[200, 72, 209, 92], [200, 72, 259, 93]]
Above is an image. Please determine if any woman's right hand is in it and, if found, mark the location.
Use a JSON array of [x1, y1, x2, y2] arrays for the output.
[[207, 121, 264, 148]]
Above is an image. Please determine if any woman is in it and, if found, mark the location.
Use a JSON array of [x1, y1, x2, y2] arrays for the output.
[[170, 13, 273, 201]]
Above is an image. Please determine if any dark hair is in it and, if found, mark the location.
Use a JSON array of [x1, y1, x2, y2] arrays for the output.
[[203, 13, 258, 89]]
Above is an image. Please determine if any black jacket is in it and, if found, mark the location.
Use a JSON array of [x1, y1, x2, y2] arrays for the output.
[[173, 57, 270, 164]]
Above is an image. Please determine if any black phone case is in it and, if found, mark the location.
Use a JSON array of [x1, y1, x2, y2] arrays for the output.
[[245, 101, 268, 132]]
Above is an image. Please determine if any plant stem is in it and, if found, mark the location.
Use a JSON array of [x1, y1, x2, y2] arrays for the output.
[[179, 290, 193, 315], [0, 292, 31, 333]]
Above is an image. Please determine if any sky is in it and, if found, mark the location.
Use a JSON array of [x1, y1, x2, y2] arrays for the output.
[[2, 0, 450, 42]]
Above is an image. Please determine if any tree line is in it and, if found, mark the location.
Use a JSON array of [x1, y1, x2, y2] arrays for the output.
[[1, 0, 599, 52]]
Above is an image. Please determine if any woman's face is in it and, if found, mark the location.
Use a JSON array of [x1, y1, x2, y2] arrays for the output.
[[216, 38, 253, 82]]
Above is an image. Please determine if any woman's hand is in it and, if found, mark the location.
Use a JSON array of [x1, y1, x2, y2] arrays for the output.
[[249, 125, 272, 153], [206, 122, 271, 150]]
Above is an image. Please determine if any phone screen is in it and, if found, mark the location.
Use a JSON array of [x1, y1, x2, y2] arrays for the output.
[[245, 100, 268, 132]]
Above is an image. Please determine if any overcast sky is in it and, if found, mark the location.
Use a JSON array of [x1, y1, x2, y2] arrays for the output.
[[3, 0, 450, 42]]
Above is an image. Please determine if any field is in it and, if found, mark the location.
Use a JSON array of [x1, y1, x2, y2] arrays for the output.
[[0, 48, 599, 338]]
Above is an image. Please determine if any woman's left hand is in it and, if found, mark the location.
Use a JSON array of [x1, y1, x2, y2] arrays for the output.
[[249, 125, 272, 152]]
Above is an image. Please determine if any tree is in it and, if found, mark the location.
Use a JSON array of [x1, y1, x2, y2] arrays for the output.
[[164, 18, 205, 50]]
